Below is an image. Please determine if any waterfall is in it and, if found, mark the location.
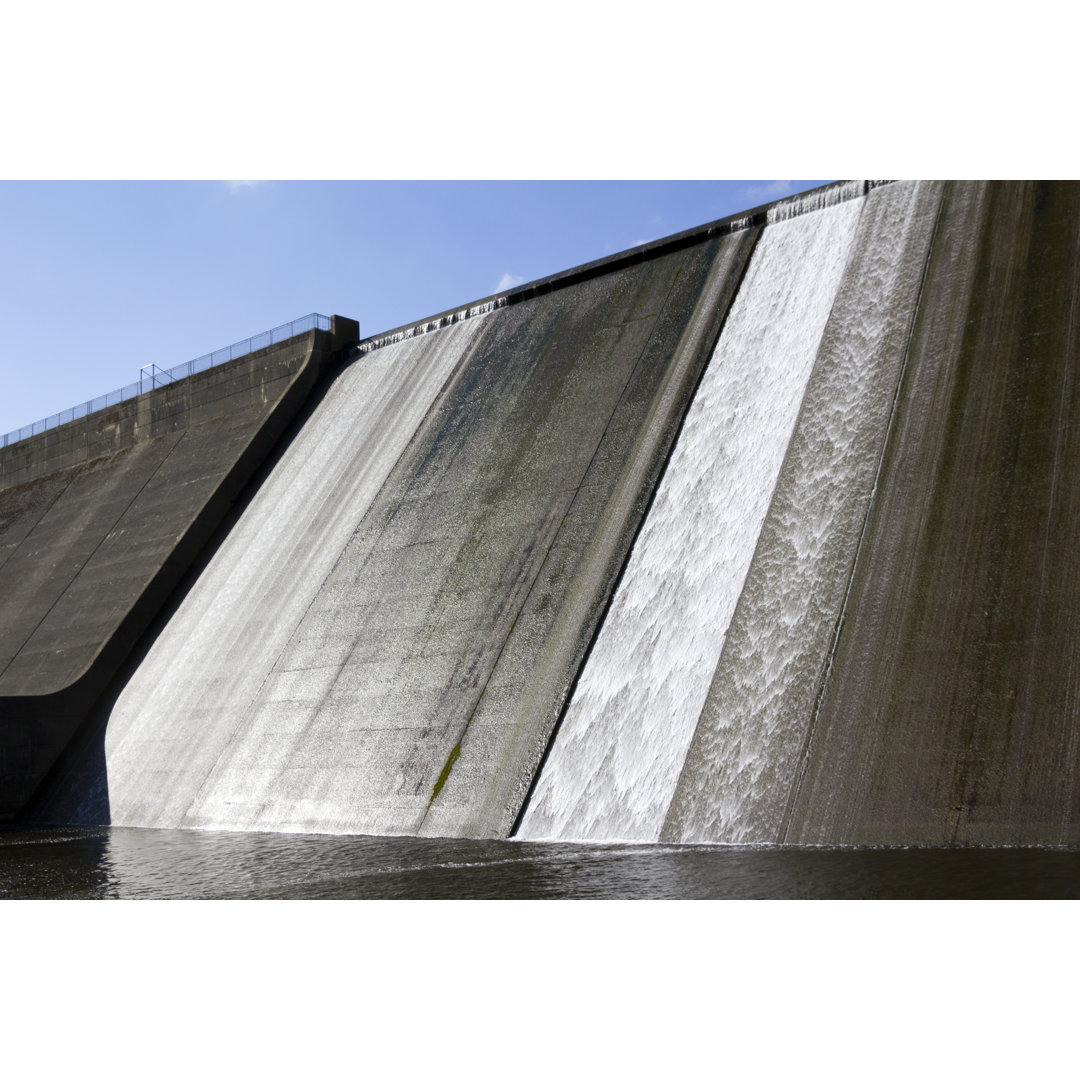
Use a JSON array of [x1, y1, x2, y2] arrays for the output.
[[96, 316, 491, 829], [357, 297, 506, 354], [517, 193, 865, 842], [765, 180, 869, 223], [663, 181, 944, 844]]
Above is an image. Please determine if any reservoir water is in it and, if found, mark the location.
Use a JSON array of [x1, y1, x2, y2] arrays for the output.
[[2, 826, 1077, 899]]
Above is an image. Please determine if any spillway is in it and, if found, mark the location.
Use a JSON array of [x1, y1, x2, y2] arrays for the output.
[[518, 188, 865, 842], [663, 180, 943, 843]]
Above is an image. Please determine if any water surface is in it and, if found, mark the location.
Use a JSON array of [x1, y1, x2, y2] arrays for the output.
[[2, 826, 1077, 899]]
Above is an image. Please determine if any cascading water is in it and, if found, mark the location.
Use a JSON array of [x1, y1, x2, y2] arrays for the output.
[[662, 181, 944, 844], [94, 316, 491, 829], [357, 297, 506, 354], [764, 180, 868, 222], [517, 193, 865, 843]]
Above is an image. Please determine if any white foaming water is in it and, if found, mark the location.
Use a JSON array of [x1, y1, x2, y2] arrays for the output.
[[518, 196, 865, 842], [358, 298, 506, 353], [100, 317, 490, 829], [765, 181, 868, 223], [664, 181, 943, 844]]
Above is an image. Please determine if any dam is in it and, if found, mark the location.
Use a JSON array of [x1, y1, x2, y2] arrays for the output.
[[3, 180, 1079, 849]]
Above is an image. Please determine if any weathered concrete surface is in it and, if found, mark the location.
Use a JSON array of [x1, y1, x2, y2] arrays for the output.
[[0, 327, 345, 818], [97, 232, 757, 837], [83, 317, 492, 829], [785, 181, 1080, 846], [423, 231, 757, 838]]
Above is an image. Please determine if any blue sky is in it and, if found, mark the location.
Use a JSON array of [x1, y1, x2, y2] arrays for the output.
[[4, 8, 1065, 444], [0, 180, 825, 438], [3, 2, 1069, 444]]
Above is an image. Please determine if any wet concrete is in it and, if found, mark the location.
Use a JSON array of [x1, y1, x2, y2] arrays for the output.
[[663, 180, 944, 844], [785, 181, 1080, 846], [88, 317, 493, 830]]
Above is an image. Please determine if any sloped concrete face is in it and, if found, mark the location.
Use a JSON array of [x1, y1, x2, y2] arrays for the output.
[[422, 233, 757, 838], [0, 331, 335, 818], [785, 181, 1080, 847], [91, 317, 493, 830], [93, 231, 757, 837]]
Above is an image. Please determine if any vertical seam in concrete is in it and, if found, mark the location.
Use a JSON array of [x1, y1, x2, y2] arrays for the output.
[[778, 181, 951, 844], [509, 230, 764, 837]]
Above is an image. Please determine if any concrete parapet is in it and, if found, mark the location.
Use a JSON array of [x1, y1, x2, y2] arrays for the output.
[[330, 314, 360, 351]]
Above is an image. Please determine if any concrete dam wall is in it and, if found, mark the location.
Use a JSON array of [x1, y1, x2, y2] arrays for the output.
[[0, 322, 358, 818], [5, 180, 1080, 846]]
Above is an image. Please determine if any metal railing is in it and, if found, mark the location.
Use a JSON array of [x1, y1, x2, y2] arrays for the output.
[[1, 313, 331, 449]]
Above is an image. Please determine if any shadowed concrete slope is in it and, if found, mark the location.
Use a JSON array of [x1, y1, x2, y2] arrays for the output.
[[0, 329, 341, 818], [784, 181, 1080, 846], [83, 230, 756, 836]]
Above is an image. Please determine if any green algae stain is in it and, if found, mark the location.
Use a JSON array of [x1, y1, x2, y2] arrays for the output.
[[430, 742, 462, 805]]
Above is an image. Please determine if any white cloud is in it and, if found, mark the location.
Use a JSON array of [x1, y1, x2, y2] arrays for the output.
[[743, 180, 796, 203], [223, 180, 268, 192], [495, 272, 525, 292]]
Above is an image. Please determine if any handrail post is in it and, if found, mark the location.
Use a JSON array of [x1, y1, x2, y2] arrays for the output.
[[3, 313, 339, 449]]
